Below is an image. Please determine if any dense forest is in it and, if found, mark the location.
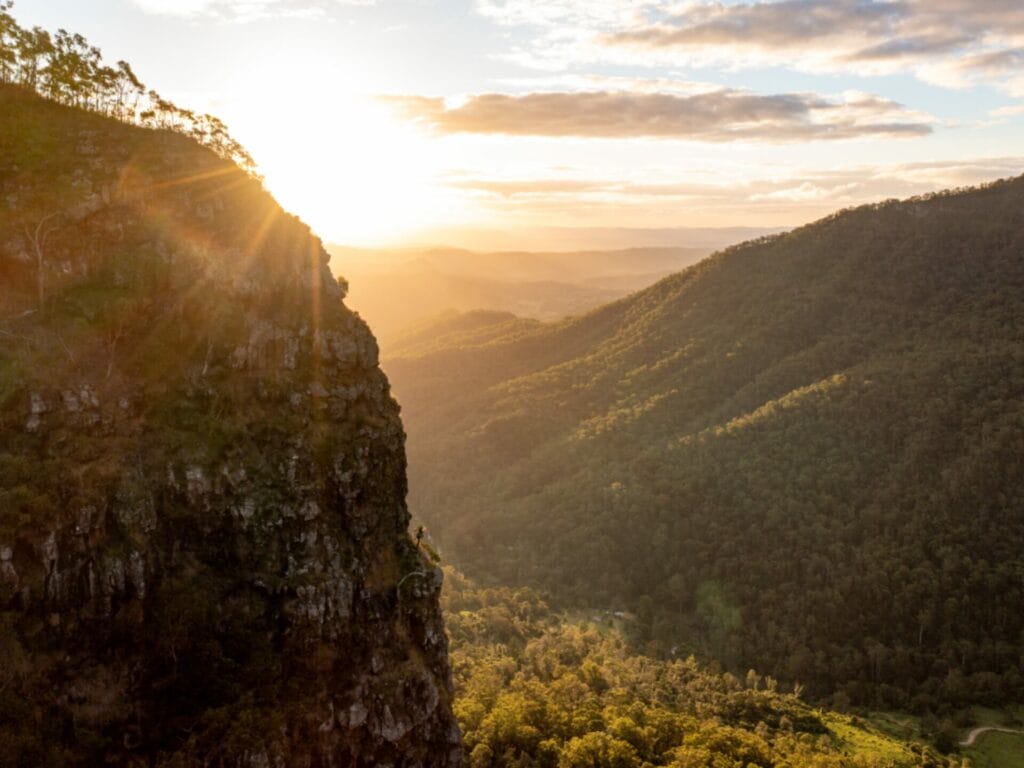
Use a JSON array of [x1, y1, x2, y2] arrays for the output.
[[443, 568, 969, 767], [0, 1, 255, 174], [387, 177, 1024, 711]]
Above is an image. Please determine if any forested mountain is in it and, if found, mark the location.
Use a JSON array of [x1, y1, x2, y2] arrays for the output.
[[386, 177, 1024, 710]]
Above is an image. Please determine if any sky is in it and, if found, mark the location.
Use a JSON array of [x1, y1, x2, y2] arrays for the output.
[[10, 0, 1024, 247]]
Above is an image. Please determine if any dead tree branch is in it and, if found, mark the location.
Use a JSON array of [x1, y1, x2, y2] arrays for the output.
[[23, 213, 61, 312]]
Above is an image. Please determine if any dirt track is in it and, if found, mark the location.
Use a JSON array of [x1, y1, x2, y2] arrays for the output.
[[960, 725, 1024, 747]]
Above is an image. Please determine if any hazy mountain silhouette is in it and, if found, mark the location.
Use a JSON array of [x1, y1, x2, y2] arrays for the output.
[[329, 245, 711, 345]]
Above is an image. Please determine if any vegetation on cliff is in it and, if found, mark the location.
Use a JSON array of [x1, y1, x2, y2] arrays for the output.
[[0, 78, 459, 766], [0, 1, 255, 173]]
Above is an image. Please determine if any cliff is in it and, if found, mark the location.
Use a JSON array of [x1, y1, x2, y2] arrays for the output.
[[0, 85, 461, 766]]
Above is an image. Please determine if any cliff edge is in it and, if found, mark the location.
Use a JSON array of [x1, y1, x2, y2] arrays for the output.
[[0, 85, 461, 766]]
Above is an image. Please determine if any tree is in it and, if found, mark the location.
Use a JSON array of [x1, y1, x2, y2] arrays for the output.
[[43, 29, 101, 106], [114, 59, 145, 120], [15, 25, 53, 89], [23, 212, 60, 312], [560, 732, 640, 768], [0, 2, 259, 178], [0, 1, 18, 84]]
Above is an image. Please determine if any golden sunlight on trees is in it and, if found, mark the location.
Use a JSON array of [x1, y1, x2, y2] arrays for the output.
[[442, 569, 969, 768], [0, 1, 256, 175]]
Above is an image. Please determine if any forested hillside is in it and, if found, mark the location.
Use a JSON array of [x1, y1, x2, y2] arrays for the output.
[[387, 177, 1024, 710]]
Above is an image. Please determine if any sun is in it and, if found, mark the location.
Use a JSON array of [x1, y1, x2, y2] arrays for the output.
[[223, 59, 458, 246]]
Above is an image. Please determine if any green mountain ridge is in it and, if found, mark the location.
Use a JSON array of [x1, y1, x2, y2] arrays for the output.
[[386, 176, 1024, 710]]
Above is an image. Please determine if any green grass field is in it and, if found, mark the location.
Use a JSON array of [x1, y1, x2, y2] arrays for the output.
[[961, 706, 1024, 768], [962, 730, 1024, 768], [823, 712, 917, 764]]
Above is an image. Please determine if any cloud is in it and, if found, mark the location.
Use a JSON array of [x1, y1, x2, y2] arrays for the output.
[[441, 157, 1024, 225], [131, 0, 216, 15], [445, 178, 618, 196], [842, 34, 973, 63], [957, 48, 1024, 74], [749, 181, 862, 202], [480, 0, 1024, 94], [130, 0, 374, 21], [383, 89, 932, 142], [608, 0, 901, 52], [991, 104, 1024, 118], [475, 0, 651, 29], [497, 73, 722, 96]]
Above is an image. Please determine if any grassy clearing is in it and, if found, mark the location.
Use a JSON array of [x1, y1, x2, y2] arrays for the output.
[[962, 730, 1024, 768], [824, 712, 917, 764], [960, 705, 1024, 767]]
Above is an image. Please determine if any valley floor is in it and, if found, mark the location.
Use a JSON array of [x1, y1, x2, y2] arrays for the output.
[[957, 706, 1024, 768], [440, 568, 1003, 768], [959, 725, 1024, 747]]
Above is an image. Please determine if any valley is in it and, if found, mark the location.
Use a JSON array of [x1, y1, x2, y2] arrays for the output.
[[383, 178, 1024, 718], [3, 1, 1023, 765], [329, 244, 715, 348]]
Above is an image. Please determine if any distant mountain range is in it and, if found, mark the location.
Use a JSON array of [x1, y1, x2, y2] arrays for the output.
[[328, 245, 712, 345], [385, 177, 1024, 709], [337, 225, 785, 254]]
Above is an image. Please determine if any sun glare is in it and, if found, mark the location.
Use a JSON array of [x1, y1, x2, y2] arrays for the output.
[[227, 64, 459, 246]]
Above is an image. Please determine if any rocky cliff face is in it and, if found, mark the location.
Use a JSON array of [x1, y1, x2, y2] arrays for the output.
[[0, 86, 461, 766]]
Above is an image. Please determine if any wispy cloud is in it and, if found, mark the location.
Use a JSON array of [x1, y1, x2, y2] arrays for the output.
[[383, 89, 932, 142], [441, 157, 1024, 224], [131, 0, 216, 16], [130, 0, 374, 21], [496, 73, 721, 97], [991, 104, 1024, 118], [477, 0, 1024, 94], [608, 0, 901, 53], [475, 0, 652, 30], [448, 158, 1024, 200]]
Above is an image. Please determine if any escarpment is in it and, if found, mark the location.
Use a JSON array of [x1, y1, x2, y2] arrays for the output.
[[0, 85, 461, 766]]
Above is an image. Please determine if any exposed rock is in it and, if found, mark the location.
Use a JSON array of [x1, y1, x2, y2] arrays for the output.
[[29, 392, 47, 414], [0, 87, 460, 766]]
